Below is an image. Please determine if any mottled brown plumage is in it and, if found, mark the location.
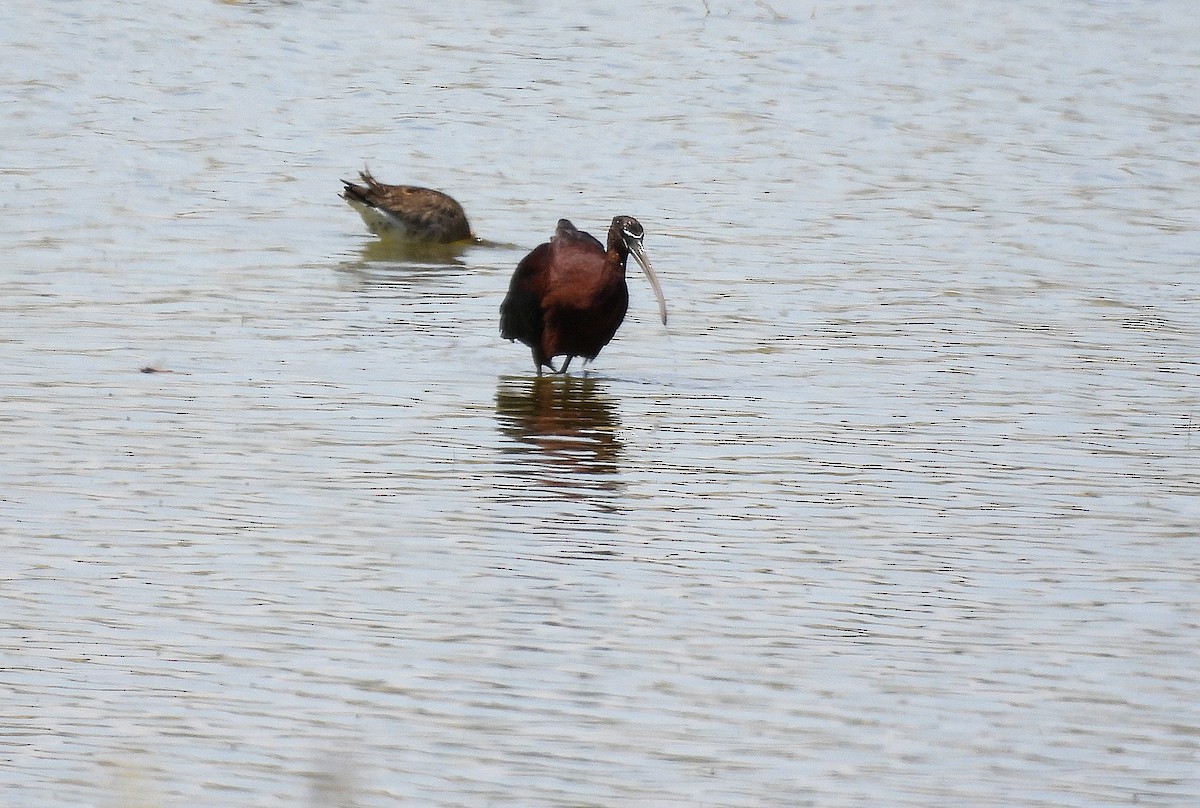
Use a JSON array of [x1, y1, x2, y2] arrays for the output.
[[500, 216, 667, 375], [341, 170, 472, 244]]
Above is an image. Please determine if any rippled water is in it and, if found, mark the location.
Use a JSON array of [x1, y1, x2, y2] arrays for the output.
[[3, 1, 1199, 806]]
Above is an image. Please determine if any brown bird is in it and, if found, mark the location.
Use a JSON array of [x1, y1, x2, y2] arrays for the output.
[[500, 216, 667, 375], [340, 170, 473, 244]]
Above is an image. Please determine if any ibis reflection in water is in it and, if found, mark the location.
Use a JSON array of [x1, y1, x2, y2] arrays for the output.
[[340, 170, 473, 244], [495, 374, 623, 479], [500, 216, 668, 375]]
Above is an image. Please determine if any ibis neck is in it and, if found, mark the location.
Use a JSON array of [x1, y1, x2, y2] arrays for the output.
[[605, 248, 629, 278]]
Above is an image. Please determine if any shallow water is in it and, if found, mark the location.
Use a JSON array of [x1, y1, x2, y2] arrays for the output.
[[3, 1, 1199, 806]]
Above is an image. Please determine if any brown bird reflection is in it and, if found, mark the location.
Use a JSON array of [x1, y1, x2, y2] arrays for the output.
[[495, 374, 623, 479], [352, 237, 471, 266]]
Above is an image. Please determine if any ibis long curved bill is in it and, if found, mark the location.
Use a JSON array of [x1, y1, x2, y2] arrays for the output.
[[625, 236, 668, 326]]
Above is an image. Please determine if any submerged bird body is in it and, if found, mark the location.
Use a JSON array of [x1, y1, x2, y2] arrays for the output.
[[341, 170, 472, 244], [500, 216, 667, 374]]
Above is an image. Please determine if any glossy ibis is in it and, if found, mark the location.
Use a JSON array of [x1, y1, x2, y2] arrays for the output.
[[500, 216, 667, 374], [341, 170, 473, 244]]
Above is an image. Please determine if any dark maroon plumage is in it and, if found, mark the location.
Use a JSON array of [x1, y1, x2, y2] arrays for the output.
[[500, 216, 667, 374]]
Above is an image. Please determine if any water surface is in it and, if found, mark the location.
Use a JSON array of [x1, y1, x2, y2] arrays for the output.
[[2, 1, 1198, 806]]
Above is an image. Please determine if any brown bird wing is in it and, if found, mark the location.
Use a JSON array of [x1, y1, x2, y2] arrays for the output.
[[500, 242, 551, 344], [551, 219, 604, 252]]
